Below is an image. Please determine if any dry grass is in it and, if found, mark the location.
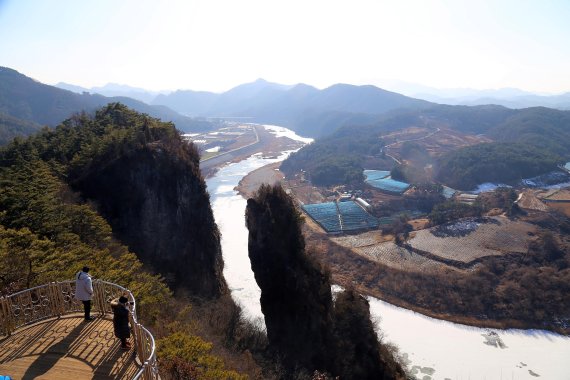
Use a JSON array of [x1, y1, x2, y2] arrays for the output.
[[518, 190, 549, 212], [408, 216, 537, 263], [331, 232, 455, 274], [547, 202, 570, 217]]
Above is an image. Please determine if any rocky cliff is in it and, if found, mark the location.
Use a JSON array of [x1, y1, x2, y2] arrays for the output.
[[75, 141, 226, 298], [3, 103, 228, 298], [246, 184, 334, 371], [246, 184, 405, 379], [66, 104, 227, 298]]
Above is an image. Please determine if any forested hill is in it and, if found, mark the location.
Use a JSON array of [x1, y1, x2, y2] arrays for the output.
[[152, 78, 432, 137], [0, 103, 267, 377], [0, 67, 212, 141], [282, 105, 570, 188], [0, 112, 42, 145], [0, 103, 226, 298]]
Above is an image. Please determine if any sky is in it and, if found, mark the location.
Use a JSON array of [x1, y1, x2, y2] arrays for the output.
[[1, 0, 569, 94]]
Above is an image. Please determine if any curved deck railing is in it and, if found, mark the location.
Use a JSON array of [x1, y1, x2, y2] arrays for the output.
[[0, 280, 158, 379]]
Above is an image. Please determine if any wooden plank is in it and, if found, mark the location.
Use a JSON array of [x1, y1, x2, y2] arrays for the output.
[[0, 315, 139, 380]]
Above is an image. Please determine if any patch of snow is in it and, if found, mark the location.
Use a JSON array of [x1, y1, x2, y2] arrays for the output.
[[263, 124, 314, 144], [472, 183, 511, 194], [205, 146, 221, 153]]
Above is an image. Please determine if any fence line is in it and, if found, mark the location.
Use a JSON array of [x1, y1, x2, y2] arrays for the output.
[[0, 280, 158, 380]]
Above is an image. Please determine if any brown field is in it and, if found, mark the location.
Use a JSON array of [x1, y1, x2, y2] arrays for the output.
[[407, 216, 537, 263], [408, 218, 430, 230], [284, 178, 328, 205], [331, 231, 458, 274], [517, 190, 549, 212], [547, 202, 570, 217], [379, 127, 431, 146], [541, 188, 570, 201], [385, 127, 490, 162], [327, 215, 537, 274]]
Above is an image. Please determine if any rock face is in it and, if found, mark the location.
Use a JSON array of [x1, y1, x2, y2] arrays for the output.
[[246, 184, 405, 379], [246, 184, 334, 371], [72, 109, 227, 298], [332, 290, 388, 379]]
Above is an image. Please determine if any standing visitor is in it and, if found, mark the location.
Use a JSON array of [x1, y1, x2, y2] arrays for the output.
[[111, 296, 131, 350], [75, 266, 94, 321]]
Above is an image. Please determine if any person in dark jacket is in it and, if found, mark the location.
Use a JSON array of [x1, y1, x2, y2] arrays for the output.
[[111, 296, 131, 350]]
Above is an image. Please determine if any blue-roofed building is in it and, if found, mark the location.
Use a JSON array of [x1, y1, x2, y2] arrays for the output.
[[302, 202, 342, 233], [363, 169, 391, 181], [442, 186, 457, 199], [363, 169, 410, 194], [366, 177, 410, 194], [302, 201, 379, 233]]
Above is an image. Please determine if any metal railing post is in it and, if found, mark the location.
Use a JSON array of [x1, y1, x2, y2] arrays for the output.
[[0, 296, 13, 336]]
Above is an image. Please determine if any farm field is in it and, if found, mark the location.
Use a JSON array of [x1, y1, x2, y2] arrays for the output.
[[547, 202, 570, 217], [382, 127, 490, 160], [331, 233, 456, 274], [408, 216, 537, 263], [330, 215, 538, 273], [517, 190, 549, 212]]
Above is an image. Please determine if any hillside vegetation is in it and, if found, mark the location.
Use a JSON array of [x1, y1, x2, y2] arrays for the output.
[[281, 134, 385, 186], [283, 105, 570, 188], [0, 112, 42, 145], [0, 104, 254, 378], [436, 142, 560, 190]]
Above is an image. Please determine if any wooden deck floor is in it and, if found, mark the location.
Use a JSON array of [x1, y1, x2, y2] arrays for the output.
[[0, 314, 140, 380]]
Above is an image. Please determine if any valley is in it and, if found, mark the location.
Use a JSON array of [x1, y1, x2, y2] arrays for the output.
[[2, 1, 570, 378], [218, 124, 570, 379], [234, 120, 570, 336]]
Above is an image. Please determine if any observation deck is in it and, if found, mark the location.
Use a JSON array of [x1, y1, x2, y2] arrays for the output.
[[0, 280, 158, 379]]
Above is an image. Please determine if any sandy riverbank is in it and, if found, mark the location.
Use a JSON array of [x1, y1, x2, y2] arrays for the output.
[[202, 125, 304, 179], [235, 162, 284, 198]]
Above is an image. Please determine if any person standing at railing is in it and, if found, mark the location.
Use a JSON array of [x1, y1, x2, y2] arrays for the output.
[[111, 296, 131, 350], [75, 266, 94, 321]]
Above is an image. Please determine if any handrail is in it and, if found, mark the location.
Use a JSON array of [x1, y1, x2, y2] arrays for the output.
[[0, 280, 158, 380]]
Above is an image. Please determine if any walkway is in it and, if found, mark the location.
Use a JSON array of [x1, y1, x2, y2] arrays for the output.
[[0, 314, 138, 380]]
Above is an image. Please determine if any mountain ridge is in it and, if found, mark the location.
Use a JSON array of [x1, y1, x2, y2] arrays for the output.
[[0, 67, 212, 142], [152, 79, 432, 137]]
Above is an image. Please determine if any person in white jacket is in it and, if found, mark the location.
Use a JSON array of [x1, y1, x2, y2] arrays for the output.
[[75, 266, 94, 321]]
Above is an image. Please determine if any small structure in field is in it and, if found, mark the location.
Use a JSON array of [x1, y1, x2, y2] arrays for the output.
[[456, 193, 478, 205]]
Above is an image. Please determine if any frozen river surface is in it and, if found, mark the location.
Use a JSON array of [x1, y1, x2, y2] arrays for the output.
[[206, 125, 570, 380]]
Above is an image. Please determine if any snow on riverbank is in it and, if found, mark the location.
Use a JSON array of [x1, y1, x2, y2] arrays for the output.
[[369, 296, 570, 380]]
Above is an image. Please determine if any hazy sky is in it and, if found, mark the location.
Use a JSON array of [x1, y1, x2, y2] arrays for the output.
[[1, 0, 569, 94]]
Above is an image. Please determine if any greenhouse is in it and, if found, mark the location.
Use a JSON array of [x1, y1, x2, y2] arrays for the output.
[[337, 201, 379, 231], [366, 177, 410, 194], [302, 201, 379, 233], [442, 186, 457, 199], [302, 202, 342, 233], [363, 169, 391, 181]]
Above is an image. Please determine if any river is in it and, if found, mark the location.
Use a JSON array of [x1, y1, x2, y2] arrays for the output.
[[206, 125, 570, 380]]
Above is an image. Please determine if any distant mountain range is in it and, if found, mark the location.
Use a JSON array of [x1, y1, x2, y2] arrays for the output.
[[386, 82, 570, 110], [4, 65, 570, 145], [56, 82, 169, 104], [152, 78, 432, 137], [0, 67, 212, 144]]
